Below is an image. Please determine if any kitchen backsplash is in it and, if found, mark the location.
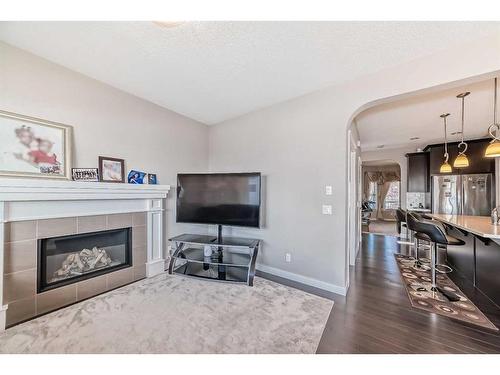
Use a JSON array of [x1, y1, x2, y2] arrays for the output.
[[407, 192, 427, 209]]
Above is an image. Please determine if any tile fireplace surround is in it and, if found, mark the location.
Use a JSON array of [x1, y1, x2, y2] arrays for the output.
[[0, 178, 170, 330]]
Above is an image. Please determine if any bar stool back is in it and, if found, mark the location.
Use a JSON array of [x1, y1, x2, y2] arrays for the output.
[[395, 208, 407, 236]]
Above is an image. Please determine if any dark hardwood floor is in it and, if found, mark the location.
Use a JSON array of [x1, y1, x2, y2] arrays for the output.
[[315, 233, 500, 353]]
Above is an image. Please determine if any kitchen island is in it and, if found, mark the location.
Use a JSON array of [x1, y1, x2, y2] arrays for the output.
[[430, 214, 500, 307]]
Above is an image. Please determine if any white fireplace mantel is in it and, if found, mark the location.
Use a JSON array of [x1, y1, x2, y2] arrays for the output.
[[0, 178, 171, 331]]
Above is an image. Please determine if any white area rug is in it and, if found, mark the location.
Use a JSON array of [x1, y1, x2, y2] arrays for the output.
[[0, 274, 333, 354]]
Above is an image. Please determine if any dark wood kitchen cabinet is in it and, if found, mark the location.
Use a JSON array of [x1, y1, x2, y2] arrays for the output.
[[406, 152, 430, 192], [426, 138, 494, 176]]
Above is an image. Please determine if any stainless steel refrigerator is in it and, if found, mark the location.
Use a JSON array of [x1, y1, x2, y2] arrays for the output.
[[432, 174, 494, 216]]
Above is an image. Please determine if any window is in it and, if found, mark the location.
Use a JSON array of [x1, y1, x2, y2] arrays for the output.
[[368, 181, 377, 208], [384, 181, 400, 210]]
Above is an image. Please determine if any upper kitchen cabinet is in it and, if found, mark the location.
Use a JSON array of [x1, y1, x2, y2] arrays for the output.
[[406, 152, 430, 192], [426, 138, 494, 175]]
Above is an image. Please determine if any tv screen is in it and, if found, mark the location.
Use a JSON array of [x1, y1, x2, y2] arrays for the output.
[[176, 173, 261, 228]]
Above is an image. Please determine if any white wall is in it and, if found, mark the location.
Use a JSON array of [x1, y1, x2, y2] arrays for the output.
[[0, 42, 210, 239], [209, 34, 500, 294]]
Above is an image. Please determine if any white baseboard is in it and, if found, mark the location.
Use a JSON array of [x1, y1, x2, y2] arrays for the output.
[[0, 304, 7, 331], [256, 264, 347, 296], [146, 259, 166, 277]]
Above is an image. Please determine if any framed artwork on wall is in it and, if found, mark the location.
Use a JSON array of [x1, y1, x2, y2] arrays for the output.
[[0, 110, 72, 179], [99, 156, 125, 183]]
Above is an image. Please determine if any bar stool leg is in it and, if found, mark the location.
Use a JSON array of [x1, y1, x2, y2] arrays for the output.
[[413, 237, 420, 267], [430, 241, 437, 291]]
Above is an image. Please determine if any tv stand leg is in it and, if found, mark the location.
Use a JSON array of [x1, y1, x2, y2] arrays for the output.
[[217, 224, 223, 243], [217, 248, 226, 280], [248, 244, 259, 286]]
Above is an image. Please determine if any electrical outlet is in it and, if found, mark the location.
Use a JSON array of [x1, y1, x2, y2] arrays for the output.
[[285, 253, 292, 263], [325, 185, 333, 195], [322, 205, 333, 215]]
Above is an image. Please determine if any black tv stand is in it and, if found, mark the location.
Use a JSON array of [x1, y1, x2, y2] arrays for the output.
[[168, 233, 260, 286]]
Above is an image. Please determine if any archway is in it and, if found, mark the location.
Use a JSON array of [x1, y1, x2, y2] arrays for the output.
[[344, 68, 500, 287]]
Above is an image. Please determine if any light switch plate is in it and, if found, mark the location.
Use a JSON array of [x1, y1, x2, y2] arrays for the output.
[[322, 205, 333, 215], [325, 185, 333, 195]]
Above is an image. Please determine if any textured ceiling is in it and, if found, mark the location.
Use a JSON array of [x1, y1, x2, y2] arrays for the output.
[[356, 78, 498, 152], [1, 21, 500, 124]]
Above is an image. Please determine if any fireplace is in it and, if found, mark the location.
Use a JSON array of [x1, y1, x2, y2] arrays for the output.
[[38, 228, 133, 293]]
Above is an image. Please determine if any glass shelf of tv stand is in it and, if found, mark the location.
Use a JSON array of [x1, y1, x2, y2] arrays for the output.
[[168, 234, 260, 285]]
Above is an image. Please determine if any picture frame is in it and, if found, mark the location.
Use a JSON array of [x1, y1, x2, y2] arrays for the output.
[[72, 168, 99, 182], [0, 110, 72, 179], [98, 156, 125, 183], [127, 170, 146, 184], [148, 173, 158, 184]]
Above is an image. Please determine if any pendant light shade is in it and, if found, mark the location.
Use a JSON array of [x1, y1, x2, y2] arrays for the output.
[[439, 113, 452, 173], [485, 78, 500, 158], [485, 141, 500, 157], [440, 162, 453, 174], [453, 154, 469, 168], [453, 92, 470, 168]]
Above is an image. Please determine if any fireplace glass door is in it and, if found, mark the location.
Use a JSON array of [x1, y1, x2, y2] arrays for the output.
[[38, 228, 132, 292]]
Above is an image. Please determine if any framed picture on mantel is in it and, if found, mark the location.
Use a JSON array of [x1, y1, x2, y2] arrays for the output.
[[0, 110, 72, 179], [99, 156, 125, 183]]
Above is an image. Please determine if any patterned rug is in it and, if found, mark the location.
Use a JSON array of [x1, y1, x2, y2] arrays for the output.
[[0, 274, 333, 354], [394, 254, 498, 331]]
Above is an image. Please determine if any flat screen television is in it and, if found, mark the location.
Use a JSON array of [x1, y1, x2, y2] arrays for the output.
[[176, 173, 261, 228]]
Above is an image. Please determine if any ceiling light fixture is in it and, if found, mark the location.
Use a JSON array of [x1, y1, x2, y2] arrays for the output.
[[485, 78, 500, 158], [453, 92, 470, 168], [152, 21, 185, 29], [439, 113, 452, 173]]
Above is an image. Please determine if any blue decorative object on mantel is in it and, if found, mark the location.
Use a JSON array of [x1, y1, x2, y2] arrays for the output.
[[127, 170, 146, 184]]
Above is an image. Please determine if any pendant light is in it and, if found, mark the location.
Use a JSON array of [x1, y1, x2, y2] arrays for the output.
[[485, 78, 500, 157], [453, 92, 470, 168], [439, 113, 452, 173]]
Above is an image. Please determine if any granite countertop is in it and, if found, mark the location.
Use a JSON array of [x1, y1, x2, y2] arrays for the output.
[[430, 214, 500, 239], [408, 208, 432, 213]]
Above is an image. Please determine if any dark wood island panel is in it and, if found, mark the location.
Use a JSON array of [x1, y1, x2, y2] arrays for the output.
[[475, 238, 500, 307]]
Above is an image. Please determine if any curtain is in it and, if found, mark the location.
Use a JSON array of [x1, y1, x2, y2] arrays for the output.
[[363, 171, 380, 200], [363, 167, 401, 220], [377, 181, 392, 219]]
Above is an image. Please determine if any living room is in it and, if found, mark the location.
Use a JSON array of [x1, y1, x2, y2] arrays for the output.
[[1, 0, 500, 373]]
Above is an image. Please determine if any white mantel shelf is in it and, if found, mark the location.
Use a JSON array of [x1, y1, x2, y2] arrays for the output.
[[0, 177, 171, 331], [0, 178, 170, 201]]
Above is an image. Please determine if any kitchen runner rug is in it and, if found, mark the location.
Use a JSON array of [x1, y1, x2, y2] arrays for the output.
[[395, 254, 497, 331]]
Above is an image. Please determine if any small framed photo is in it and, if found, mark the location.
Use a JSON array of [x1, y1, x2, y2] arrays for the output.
[[0, 110, 72, 179], [98, 156, 125, 183], [127, 170, 146, 184], [72, 168, 99, 182], [148, 173, 157, 184]]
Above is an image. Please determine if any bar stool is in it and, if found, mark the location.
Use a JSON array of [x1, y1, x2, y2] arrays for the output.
[[410, 212, 449, 265], [405, 211, 427, 267], [406, 212, 464, 301], [396, 208, 408, 237]]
